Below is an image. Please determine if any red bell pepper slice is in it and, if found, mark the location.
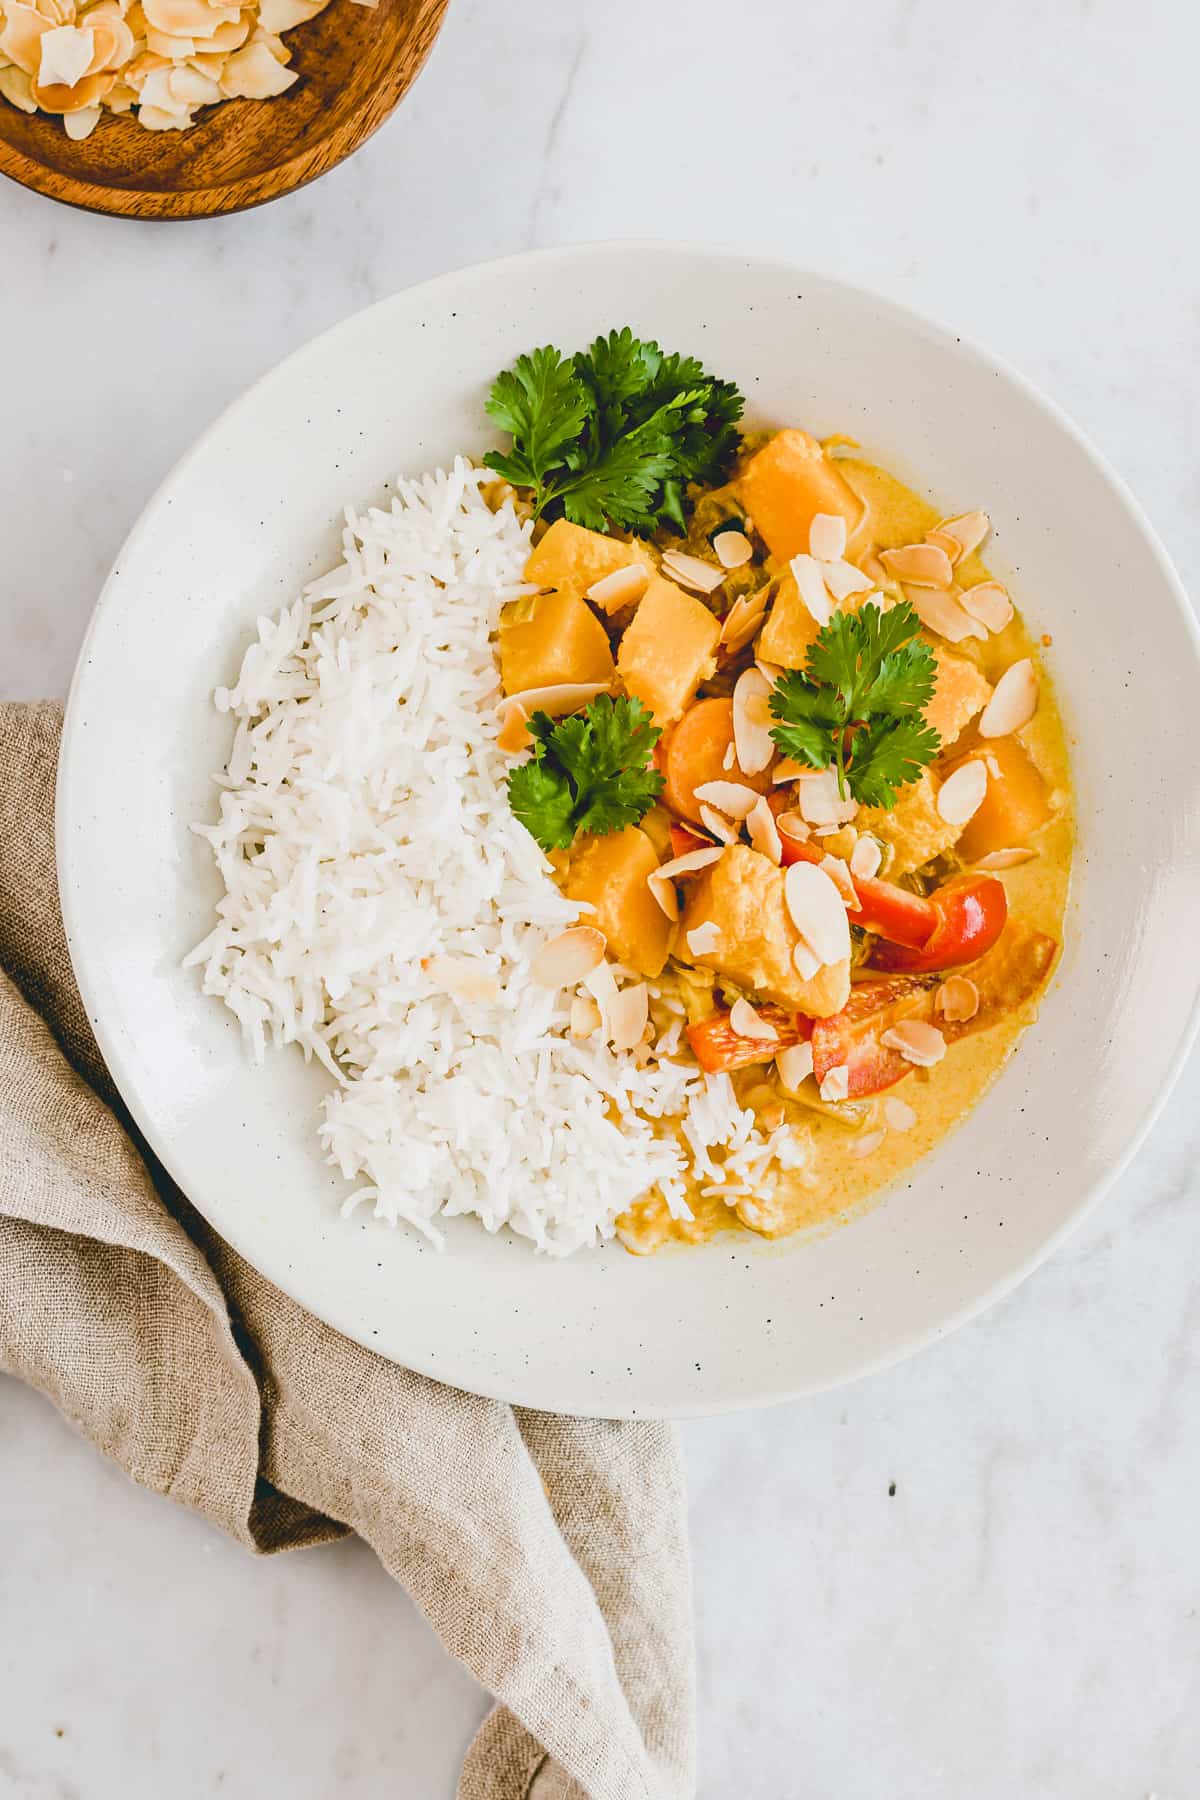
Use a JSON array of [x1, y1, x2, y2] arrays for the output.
[[687, 1006, 811, 1075], [869, 875, 1008, 973], [773, 818, 938, 950], [810, 976, 937, 1097], [669, 820, 715, 860]]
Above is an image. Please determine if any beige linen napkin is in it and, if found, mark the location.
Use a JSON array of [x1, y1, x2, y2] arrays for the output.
[[0, 702, 695, 1800]]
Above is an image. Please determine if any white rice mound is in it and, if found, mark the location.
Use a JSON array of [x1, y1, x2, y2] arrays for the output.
[[187, 460, 809, 1254]]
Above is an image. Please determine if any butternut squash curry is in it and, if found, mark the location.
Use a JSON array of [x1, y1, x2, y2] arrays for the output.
[[482, 330, 1071, 1253]]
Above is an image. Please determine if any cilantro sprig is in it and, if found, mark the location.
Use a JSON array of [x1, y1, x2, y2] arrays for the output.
[[768, 601, 941, 809], [507, 695, 664, 852], [484, 329, 744, 535]]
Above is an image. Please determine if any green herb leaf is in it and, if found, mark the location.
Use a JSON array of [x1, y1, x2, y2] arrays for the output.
[[484, 329, 745, 535], [505, 695, 664, 852], [768, 600, 941, 806]]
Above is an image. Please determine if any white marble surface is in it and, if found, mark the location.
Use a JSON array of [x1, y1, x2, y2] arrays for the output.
[[2, 0, 1198, 1794]]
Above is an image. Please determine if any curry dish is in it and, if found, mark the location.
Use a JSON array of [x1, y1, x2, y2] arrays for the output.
[[490, 403, 1070, 1253]]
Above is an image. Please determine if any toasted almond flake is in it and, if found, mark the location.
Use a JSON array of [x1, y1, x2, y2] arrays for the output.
[[850, 834, 883, 880], [821, 561, 873, 603], [530, 926, 606, 990], [818, 853, 858, 909], [655, 846, 726, 883], [960, 580, 1014, 634], [796, 768, 858, 828], [168, 59, 220, 100], [819, 1065, 850, 1102], [730, 997, 778, 1041], [499, 680, 609, 725], [136, 99, 194, 125], [585, 563, 650, 614], [569, 993, 601, 1039], [883, 1095, 917, 1132], [693, 779, 761, 820], [713, 528, 754, 569], [924, 529, 961, 562], [936, 975, 980, 1023], [809, 512, 847, 562], [860, 552, 887, 584], [772, 758, 806, 786], [697, 804, 738, 845], [788, 553, 834, 627], [138, 62, 189, 108], [200, 13, 251, 49], [722, 742, 736, 771], [936, 759, 988, 826], [0, 64, 37, 107], [880, 543, 955, 588], [144, 24, 196, 54], [978, 658, 1038, 738], [754, 656, 782, 685], [83, 6, 135, 72], [746, 794, 782, 865], [719, 591, 767, 652], [1, 5, 51, 78], [583, 957, 618, 1021], [63, 98, 101, 131], [776, 1042, 814, 1092], [219, 36, 294, 95], [685, 922, 721, 956], [935, 510, 990, 563], [38, 23, 95, 86], [425, 956, 501, 1004], [905, 584, 988, 645], [880, 1020, 946, 1067], [646, 870, 680, 922], [496, 701, 530, 754], [731, 667, 774, 776], [849, 1128, 887, 1158], [31, 66, 113, 109], [661, 550, 725, 595], [974, 846, 1037, 870], [608, 981, 649, 1052], [785, 862, 851, 967], [142, 0, 233, 32], [792, 940, 821, 980], [256, 0, 324, 27], [774, 809, 810, 840]]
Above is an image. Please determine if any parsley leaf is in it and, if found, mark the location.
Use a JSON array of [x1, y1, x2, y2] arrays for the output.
[[483, 329, 745, 535], [505, 695, 664, 852], [768, 601, 941, 807]]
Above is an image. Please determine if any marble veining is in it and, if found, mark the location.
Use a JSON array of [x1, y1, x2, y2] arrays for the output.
[[3, 0, 1198, 1793]]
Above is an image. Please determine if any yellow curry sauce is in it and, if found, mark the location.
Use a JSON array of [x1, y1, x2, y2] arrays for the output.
[[495, 433, 1073, 1256]]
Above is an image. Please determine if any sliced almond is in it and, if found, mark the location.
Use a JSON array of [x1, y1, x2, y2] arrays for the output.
[[730, 997, 778, 1042], [959, 580, 1014, 634], [850, 834, 883, 880], [808, 512, 847, 562], [0, 65, 38, 108], [818, 853, 858, 909], [168, 60, 220, 101], [818, 1065, 850, 1103], [585, 563, 650, 614], [660, 550, 724, 595], [218, 36, 294, 95], [746, 795, 782, 865], [795, 769, 858, 828], [425, 956, 501, 1004], [721, 742, 736, 771], [201, 12, 251, 49], [973, 847, 1036, 870], [772, 759, 807, 786], [142, 0, 235, 32], [693, 779, 761, 820], [256, 0, 324, 27], [936, 759, 988, 826], [936, 976, 980, 1023], [82, 5, 135, 71], [569, 993, 602, 1038], [774, 810, 810, 840], [849, 1128, 887, 1158], [883, 1095, 917, 1132], [719, 591, 767, 651], [821, 561, 874, 603], [880, 1020, 946, 1067], [713, 529, 754, 569], [496, 701, 530, 754], [530, 926, 606, 990], [583, 958, 619, 1024], [859, 552, 887, 584], [784, 862, 851, 967], [731, 667, 774, 776], [788, 553, 833, 627], [685, 922, 721, 956], [0, 5, 51, 77], [144, 24, 196, 54], [63, 99, 102, 133], [881, 543, 955, 588], [653, 846, 726, 884], [792, 940, 821, 981], [924, 529, 962, 563], [755, 657, 783, 686], [498, 680, 609, 728], [697, 804, 738, 845], [905, 584, 988, 645], [31, 66, 112, 109], [978, 658, 1038, 738], [776, 1042, 814, 1092], [135, 99, 194, 126], [38, 23, 95, 87], [608, 981, 649, 1052], [934, 510, 990, 563]]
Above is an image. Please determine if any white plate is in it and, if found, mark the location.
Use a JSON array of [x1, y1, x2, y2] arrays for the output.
[[58, 245, 1200, 1418]]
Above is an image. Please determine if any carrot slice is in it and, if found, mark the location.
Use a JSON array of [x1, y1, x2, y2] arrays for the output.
[[661, 697, 771, 824]]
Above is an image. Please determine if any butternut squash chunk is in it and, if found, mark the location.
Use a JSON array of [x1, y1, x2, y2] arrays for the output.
[[857, 770, 961, 877], [561, 827, 672, 978], [616, 575, 721, 725], [926, 647, 992, 750], [756, 568, 820, 668], [951, 739, 1053, 862], [499, 591, 614, 696], [524, 518, 656, 606], [737, 429, 862, 563], [679, 843, 850, 1016]]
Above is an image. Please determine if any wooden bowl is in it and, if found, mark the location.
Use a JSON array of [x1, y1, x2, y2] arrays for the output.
[[0, 0, 449, 219]]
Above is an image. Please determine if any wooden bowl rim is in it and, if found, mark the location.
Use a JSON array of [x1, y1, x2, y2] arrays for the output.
[[0, 0, 449, 220]]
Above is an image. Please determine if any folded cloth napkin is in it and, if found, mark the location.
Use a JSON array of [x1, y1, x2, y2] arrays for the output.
[[0, 702, 695, 1800]]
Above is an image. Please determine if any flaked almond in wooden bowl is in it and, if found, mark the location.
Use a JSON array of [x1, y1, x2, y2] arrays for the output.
[[0, 0, 447, 217]]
